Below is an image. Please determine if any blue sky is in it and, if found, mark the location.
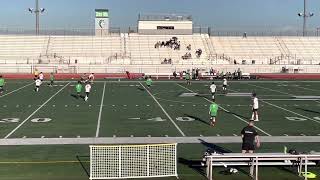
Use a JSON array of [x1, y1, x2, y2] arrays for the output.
[[0, 0, 319, 32]]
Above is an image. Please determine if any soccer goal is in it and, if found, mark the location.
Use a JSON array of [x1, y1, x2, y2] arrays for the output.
[[89, 143, 178, 179]]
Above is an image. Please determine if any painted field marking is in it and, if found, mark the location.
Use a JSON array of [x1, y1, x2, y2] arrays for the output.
[[95, 82, 106, 138], [0, 82, 34, 98], [176, 83, 272, 136], [231, 86, 320, 125], [261, 100, 320, 124], [139, 82, 186, 137], [4, 83, 70, 139], [248, 84, 294, 96]]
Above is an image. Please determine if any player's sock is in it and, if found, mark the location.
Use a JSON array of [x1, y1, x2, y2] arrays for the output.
[[251, 113, 254, 120], [85, 96, 88, 101]]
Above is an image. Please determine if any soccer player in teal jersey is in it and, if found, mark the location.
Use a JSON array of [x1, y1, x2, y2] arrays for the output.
[[75, 81, 83, 98], [146, 76, 153, 88], [49, 72, 55, 87], [209, 99, 219, 127], [0, 75, 5, 95], [185, 72, 191, 85]]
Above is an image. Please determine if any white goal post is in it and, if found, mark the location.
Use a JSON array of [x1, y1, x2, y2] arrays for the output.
[[90, 143, 178, 179]]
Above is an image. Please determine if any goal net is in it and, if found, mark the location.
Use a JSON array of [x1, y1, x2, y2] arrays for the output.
[[89, 143, 178, 179]]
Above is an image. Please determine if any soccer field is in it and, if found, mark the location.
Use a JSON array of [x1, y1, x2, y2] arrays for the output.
[[1, 79, 320, 179]]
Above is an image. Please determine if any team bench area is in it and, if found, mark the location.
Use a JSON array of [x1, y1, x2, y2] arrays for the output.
[[205, 153, 320, 180]]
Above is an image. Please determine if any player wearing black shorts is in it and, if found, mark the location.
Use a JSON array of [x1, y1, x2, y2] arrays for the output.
[[241, 121, 260, 153]]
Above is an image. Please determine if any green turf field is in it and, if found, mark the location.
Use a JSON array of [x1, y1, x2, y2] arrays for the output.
[[0, 79, 320, 179]]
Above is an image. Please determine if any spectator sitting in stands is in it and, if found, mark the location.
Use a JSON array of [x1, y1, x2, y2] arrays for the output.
[[187, 44, 191, 51], [173, 71, 177, 79]]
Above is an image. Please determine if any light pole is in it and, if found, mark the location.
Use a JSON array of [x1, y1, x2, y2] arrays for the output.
[[298, 0, 314, 36], [28, 0, 45, 35]]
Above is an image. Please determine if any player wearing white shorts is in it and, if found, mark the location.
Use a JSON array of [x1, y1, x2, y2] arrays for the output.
[[88, 73, 95, 84], [38, 72, 44, 81], [35, 78, 42, 92], [210, 82, 216, 100], [222, 78, 227, 93], [251, 93, 259, 121], [84, 82, 92, 101]]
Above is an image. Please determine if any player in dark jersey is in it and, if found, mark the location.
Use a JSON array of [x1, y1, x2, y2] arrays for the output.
[[241, 121, 260, 153]]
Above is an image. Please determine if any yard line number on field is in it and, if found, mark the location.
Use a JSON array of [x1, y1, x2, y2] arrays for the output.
[[4, 83, 70, 139], [139, 82, 186, 136]]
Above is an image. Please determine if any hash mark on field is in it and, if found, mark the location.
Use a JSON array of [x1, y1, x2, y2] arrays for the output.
[[52, 105, 55, 107], [65, 105, 68, 107], [146, 105, 150, 106], [170, 105, 173, 106], [135, 105, 139, 107], [16, 105, 19, 108], [76, 105, 80, 107], [233, 134, 238, 136], [3, 105, 7, 108]]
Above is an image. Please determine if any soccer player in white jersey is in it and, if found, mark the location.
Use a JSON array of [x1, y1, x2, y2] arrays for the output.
[[251, 92, 259, 121], [38, 72, 44, 81], [35, 78, 42, 92], [222, 78, 228, 93], [88, 73, 95, 84], [84, 82, 92, 101], [210, 82, 217, 100]]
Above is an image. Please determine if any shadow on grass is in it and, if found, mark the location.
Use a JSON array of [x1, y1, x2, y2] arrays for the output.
[[296, 108, 320, 115], [76, 155, 90, 177], [71, 94, 85, 100], [184, 114, 211, 126], [137, 87, 145, 91], [198, 139, 251, 177]]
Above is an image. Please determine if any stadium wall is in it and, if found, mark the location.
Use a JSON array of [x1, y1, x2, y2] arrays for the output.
[[1, 64, 320, 74]]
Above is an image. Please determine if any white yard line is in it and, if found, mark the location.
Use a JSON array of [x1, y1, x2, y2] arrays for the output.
[[244, 83, 320, 124], [0, 82, 34, 98], [260, 100, 320, 124], [95, 82, 106, 137], [139, 82, 186, 137], [4, 83, 70, 139], [250, 83, 320, 104], [176, 83, 272, 136], [248, 83, 294, 96]]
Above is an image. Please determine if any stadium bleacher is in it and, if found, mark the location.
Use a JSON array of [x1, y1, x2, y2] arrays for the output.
[[1, 34, 320, 73]]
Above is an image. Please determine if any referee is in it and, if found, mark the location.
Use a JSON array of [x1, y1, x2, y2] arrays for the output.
[[241, 121, 260, 153]]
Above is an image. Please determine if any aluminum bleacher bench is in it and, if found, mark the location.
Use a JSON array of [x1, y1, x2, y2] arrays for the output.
[[205, 153, 320, 180]]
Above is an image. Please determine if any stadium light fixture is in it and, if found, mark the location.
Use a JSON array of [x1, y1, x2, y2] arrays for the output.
[[28, 0, 45, 35], [297, 0, 313, 36]]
